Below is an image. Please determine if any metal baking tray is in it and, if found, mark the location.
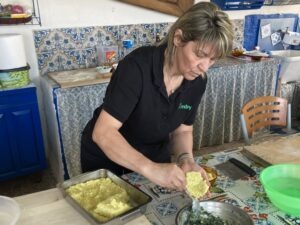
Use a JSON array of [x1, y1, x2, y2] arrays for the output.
[[58, 169, 152, 225]]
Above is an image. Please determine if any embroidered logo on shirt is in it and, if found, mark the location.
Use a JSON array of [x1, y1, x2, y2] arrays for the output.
[[178, 103, 192, 111]]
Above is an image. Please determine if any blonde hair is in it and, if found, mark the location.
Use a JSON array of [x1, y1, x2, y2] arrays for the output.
[[160, 2, 234, 66]]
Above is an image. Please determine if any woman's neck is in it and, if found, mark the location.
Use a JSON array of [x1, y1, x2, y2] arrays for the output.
[[163, 64, 184, 96]]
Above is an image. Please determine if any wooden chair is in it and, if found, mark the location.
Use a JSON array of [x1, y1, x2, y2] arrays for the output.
[[240, 96, 291, 145]]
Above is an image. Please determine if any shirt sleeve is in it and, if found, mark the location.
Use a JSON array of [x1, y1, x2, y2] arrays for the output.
[[102, 56, 142, 123]]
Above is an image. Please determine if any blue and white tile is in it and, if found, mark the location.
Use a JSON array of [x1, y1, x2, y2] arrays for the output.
[[33, 29, 60, 52], [60, 49, 95, 70], [59, 27, 84, 50], [135, 23, 155, 46], [37, 51, 60, 75], [55, 27, 98, 50], [155, 22, 172, 40], [77, 26, 98, 49], [119, 24, 139, 44], [94, 25, 119, 46], [82, 48, 97, 68]]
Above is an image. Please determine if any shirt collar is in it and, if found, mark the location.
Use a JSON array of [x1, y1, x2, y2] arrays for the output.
[[152, 44, 205, 94], [152, 44, 166, 89]]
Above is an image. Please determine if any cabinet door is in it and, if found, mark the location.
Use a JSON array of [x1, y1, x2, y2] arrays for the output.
[[0, 103, 46, 180], [11, 103, 46, 171], [0, 111, 18, 177]]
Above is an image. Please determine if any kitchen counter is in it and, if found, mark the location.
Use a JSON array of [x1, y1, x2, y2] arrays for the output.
[[14, 188, 151, 225], [14, 146, 299, 225]]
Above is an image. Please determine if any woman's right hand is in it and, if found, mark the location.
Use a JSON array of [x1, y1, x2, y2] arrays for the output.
[[142, 162, 187, 191]]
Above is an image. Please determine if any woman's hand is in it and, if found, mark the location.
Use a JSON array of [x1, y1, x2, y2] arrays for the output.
[[179, 158, 211, 198], [142, 162, 187, 191]]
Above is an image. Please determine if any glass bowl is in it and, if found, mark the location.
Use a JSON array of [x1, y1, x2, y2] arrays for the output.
[[0, 195, 21, 225]]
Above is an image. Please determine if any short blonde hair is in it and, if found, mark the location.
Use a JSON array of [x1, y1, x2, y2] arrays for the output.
[[160, 2, 234, 66]]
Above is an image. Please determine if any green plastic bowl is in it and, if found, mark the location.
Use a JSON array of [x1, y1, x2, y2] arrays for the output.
[[260, 164, 300, 216]]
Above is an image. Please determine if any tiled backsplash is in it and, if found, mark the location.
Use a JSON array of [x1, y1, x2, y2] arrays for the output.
[[34, 20, 244, 76]]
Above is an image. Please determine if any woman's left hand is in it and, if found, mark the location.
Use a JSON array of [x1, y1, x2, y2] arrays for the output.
[[179, 158, 211, 198]]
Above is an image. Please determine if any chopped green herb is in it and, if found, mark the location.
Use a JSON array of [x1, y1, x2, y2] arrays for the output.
[[184, 207, 229, 225]]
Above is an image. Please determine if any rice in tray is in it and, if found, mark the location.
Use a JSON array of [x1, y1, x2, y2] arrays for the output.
[[66, 178, 133, 222]]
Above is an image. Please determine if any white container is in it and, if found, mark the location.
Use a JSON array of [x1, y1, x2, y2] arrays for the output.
[[0, 196, 20, 225], [0, 34, 27, 70], [270, 50, 300, 83]]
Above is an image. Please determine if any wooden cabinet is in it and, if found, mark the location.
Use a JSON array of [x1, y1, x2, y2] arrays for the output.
[[0, 85, 46, 180], [119, 0, 193, 16]]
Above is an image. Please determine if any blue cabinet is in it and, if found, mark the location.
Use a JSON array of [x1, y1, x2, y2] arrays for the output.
[[0, 85, 46, 180]]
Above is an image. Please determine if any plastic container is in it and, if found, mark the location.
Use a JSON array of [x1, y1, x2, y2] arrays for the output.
[[211, 0, 264, 10], [121, 39, 134, 58], [0, 33, 27, 70], [0, 195, 21, 225], [269, 50, 300, 83], [260, 164, 300, 216], [0, 64, 30, 89], [96, 45, 118, 66]]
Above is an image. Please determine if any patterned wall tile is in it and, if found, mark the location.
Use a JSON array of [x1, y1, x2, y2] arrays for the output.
[[77, 27, 98, 49], [155, 22, 173, 41], [119, 24, 138, 44], [82, 48, 98, 68], [61, 48, 98, 70], [59, 27, 86, 50], [34, 19, 245, 75], [37, 50, 61, 75], [94, 25, 119, 46], [118, 24, 139, 58], [34, 29, 59, 52], [135, 23, 156, 45]]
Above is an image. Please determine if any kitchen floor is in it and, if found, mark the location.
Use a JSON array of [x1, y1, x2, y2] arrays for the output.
[[0, 167, 57, 198]]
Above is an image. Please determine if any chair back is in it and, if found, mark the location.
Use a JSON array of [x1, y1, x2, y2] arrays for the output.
[[241, 96, 289, 141]]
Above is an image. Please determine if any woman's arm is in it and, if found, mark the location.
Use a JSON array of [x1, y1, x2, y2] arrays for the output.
[[170, 124, 209, 184], [170, 124, 195, 166], [92, 109, 186, 190]]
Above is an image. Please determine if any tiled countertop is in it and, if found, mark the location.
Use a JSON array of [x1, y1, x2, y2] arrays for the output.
[[122, 148, 300, 225]]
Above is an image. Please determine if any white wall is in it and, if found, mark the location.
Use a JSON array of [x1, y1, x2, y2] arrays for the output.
[[0, 0, 299, 81]]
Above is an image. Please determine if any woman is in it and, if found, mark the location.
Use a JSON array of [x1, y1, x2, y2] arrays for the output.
[[81, 2, 233, 192]]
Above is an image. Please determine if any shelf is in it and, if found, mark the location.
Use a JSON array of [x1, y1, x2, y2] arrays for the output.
[[210, 0, 264, 10], [0, 0, 41, 26], [0, 16, 32, 25], [264, 0, 300, 5]]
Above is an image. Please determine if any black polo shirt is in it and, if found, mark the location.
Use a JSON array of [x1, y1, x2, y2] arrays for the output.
[[81, 44, 207, 173]]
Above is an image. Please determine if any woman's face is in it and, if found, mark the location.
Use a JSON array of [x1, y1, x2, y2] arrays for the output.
[[173, 31, 217, 80]]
